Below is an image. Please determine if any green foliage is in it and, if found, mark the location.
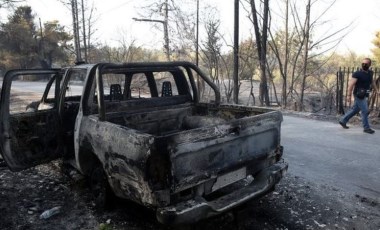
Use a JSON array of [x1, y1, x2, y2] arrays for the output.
[[202, 18, 222, 79], [89, 45, 162, 63], [239, 38, 258, 80], [325, 52, 365, 69], [0, 6, 38, 69], [0, 6, 72, 70], [308, 57, 337, 91], [98, 223, 112, 230], [371, 31, 380, 65], [40, 20, 72, 67]]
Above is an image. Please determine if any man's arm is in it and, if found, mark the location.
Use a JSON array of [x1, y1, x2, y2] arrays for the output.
[[347, 77, 357, 102]]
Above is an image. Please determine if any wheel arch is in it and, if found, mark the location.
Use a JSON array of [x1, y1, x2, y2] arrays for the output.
[[76, 147, 101, 176]]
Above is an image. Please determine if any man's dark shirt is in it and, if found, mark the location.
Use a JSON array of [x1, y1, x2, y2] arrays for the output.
[[352, 70, 373, 94]]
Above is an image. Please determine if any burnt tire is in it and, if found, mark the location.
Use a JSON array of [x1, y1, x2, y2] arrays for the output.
[[90, 164, 113, 209], [0, 159, 6, 168]]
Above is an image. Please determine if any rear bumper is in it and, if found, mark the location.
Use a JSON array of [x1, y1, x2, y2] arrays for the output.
[[157, 162, 288, 225]]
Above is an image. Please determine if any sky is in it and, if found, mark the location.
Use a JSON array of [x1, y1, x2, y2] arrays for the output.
[[2, 0, 380, 56]]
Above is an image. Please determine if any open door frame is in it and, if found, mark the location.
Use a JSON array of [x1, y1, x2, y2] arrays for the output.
[[0, 69, 63, 171]]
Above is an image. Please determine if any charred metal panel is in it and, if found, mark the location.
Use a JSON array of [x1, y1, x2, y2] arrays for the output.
[[108, 106, 192, 135], [157, 162, 288, 225], [194, 103, 274, 118], [164, 108, 282, 193], [182, 116, 227, 129], [98, 95, 192, 115], [79, 101, 282, 200], [5, 112, 60, 170], [0, 69, 62, 171], [77, 115, 159, 206]]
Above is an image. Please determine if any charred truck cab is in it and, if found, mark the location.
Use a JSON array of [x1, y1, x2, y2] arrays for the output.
[[0, 62, 287, 225]]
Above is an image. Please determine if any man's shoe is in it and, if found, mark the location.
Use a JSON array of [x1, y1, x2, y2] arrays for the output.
[[364, 128, 375, 134], [339, 121, 349, 129]]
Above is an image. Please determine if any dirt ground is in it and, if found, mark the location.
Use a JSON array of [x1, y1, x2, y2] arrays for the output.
[[1, 160, 379, 230]]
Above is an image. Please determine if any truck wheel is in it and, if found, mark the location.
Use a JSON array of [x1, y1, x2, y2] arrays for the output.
[[0, 159, 6, 168], [90, 165, 112, 209]]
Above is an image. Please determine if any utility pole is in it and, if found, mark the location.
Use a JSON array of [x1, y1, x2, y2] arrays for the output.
[[300, 0, 311, 111], [163, 0, 170, 61], [233, 0, 239, 104], [133, 17, 170, 61], [195, 0, 199, 66], [38, 17, 49, 69], [81, 0, 88, 63], [196, 0, 200, 96], [71, 0, 82, 63], [133, 0, 170, 61], [38, 18, 45, 60]]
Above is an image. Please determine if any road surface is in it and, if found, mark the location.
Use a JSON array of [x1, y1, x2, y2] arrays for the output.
[[282, 115, 380, 200]]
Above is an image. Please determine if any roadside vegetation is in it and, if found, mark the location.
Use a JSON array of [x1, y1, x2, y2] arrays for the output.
[[0, 0, 379, 113]]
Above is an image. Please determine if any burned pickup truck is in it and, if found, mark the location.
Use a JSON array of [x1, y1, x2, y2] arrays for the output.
[[0, 62, 287, 224]]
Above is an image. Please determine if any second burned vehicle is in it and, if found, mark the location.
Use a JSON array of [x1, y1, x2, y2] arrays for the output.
[[0, 62, 287, 224]]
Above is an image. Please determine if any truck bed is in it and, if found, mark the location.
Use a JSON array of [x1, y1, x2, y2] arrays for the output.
[[105, 103, 282, 193]]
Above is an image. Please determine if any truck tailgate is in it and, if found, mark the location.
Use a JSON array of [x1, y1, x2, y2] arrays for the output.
[[163, 110, 283, 192]]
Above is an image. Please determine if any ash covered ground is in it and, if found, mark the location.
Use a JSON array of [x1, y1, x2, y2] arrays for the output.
[[1, 161, 378, 230]]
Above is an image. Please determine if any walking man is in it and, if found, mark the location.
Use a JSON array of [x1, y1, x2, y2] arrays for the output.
[[339, 58, 378, 134]]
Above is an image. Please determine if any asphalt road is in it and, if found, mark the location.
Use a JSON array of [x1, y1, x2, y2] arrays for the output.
[[282, 115, 380, 200]]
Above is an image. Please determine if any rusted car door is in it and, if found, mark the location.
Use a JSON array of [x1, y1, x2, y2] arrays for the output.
[[0, 69, 62, 171]]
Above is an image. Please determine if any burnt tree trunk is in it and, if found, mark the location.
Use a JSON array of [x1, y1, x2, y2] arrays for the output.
[[250, 0, 270, 106], [299, 0, 311, 111]]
